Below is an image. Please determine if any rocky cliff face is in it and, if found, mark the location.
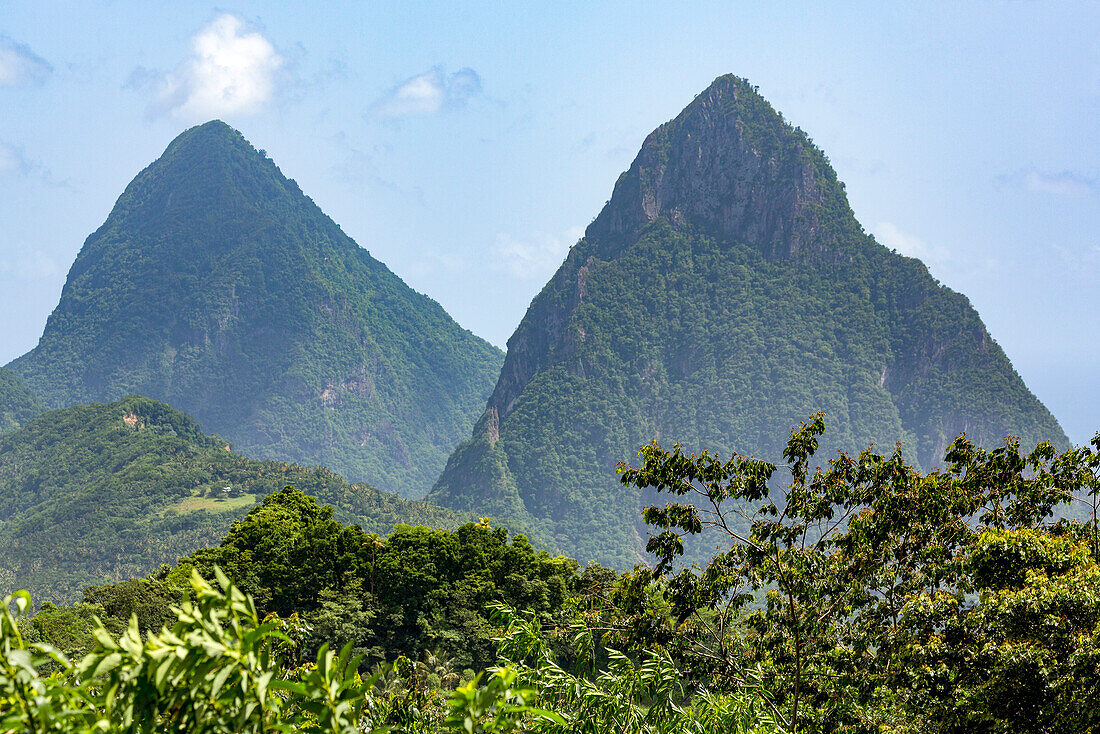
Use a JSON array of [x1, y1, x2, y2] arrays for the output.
[[586, 77, 847, 261], [431, 75, 1068, 567], [487, 247, 591, 421]]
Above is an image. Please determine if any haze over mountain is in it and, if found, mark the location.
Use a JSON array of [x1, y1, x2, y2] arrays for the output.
[[0, 395, 465, 604], [429, 75, 1069, 567], [5, 122, 503, 498]]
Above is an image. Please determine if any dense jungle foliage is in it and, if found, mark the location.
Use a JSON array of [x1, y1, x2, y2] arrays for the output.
[[0, 396, 465, 605], [3, 572, 783, 733], [4, 119, 503, 497], [0, 367, 40, 434], [23, 488, 583, 674], [614, 417, 1100, 732], [431, 75, 1067, 568], [7, 419, 1100, 732]]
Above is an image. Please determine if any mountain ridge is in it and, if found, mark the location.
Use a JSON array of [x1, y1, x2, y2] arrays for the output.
[[0, 395, 467, 604]]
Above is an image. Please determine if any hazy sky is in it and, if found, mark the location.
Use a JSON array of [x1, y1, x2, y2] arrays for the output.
[[1, 2, 1097, 443]]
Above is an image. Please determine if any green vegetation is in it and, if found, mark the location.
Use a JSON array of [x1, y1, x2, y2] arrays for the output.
[[4, 485, 785, 733], [6, 420, 1099, 732], [5, 120, 503, 497], [431, 75, 1068, 567], [2, 571, 782, 733], [0, 367, 40, 433], [75, 486, 579, 673], [2, 573, 397, 733], [0, 396, 465, 604], [614, 417, 1100, 731]]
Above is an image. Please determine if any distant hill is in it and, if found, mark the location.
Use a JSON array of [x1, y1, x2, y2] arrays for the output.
[[0, 396, 465, 603], [430, 75, 1069, 567], [0, 368, 40, 433], [5, 121, 503, 497]]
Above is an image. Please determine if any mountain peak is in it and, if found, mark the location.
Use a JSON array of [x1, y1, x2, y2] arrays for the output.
[[431, 74, 1067, 567], [59, 120, 300, 290], [148, 119, 279, 191], [167, 119, 251, 151], [190, 118, 236, 133], [7, 123, 504, 497], [586, 75, 859, 260], [681, 73, 765, 115], [149, 120, 266, 177]]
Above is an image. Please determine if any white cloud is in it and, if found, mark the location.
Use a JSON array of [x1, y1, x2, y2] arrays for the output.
[[381, 72, 443, 116], [873, 222, 949, 262], [1023, 170, 1098, 197], [496, 226, 584, 278], [0, 35, 51, 87], [138, 14, 284, 119], [371, 67, 482, 118]]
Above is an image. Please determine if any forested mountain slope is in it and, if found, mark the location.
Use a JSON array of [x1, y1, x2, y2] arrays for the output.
[[0, 368, 40, 434], [5, 121, 503, 497], [430, 75, 1068, 566], [0, 396, 465, 603]]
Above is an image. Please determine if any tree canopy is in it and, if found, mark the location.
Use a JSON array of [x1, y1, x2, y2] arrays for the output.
[[8, 418, 1100, 732], [614, 416, 1100, 731]]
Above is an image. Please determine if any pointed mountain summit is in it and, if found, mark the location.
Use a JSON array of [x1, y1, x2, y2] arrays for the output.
[[6, 121, 503, 497], [585, 74, 852, 261], [430, 75, 1068, 566]]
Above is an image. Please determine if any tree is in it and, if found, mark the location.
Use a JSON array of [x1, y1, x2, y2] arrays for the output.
[[618, 416, 1100, 732], [74, 487, 583, 674]]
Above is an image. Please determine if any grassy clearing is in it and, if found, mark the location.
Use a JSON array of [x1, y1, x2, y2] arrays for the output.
[[171, 493, 257, 514]]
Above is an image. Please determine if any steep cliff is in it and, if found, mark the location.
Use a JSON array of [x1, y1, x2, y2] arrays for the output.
[[431, 75, 1068, 566]]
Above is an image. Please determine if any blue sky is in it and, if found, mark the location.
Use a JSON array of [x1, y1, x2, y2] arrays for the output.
[[1, 2, 1097, 443]]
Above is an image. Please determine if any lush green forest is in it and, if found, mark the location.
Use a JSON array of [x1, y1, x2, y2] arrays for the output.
[[26, 486, 581, 673], [4, 120, 503, 497], [431, 75, 1067, 568], [6, 419, 1099, 732], [0, 367, 40, 433], [0, 396, 465, 604], [1, 75, 1090, 734]]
